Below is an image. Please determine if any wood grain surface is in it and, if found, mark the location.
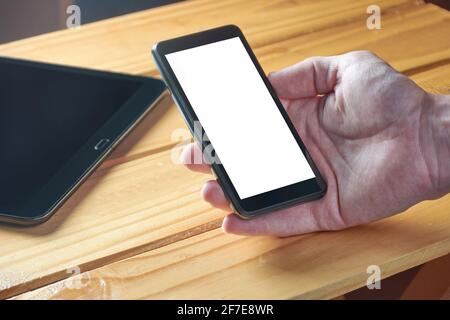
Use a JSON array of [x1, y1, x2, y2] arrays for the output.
[[0, 0, 449, 299], [15, 194, 450, 299]]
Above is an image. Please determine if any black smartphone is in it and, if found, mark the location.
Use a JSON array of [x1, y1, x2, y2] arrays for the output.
[[152, 25, 326, 219]]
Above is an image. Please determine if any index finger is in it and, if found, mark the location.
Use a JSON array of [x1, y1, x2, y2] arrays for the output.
[[222, 201, 326, 237], [180, 142, 212, 174]]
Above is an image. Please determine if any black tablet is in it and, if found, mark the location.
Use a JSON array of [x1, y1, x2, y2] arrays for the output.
[[0, 57, 166, 225]]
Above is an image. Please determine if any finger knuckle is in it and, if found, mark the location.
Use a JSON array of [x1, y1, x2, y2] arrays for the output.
[[316, 206, 348, 231]]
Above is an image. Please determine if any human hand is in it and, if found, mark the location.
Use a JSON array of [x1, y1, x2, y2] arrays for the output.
[[181, 51, 449, 237]]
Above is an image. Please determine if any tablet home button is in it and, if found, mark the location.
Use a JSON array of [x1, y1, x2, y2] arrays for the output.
[[94, 138, 110, 151]]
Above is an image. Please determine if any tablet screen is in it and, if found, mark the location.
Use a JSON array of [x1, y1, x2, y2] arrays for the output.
[[0, 60, 141, 213]]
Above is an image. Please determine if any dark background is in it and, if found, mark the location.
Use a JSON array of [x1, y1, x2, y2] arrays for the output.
[[0, 0, 182, 44], [0, 0, 448, 45]]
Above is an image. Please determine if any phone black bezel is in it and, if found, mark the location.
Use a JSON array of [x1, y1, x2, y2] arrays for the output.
[[152, 25, 326, 218], [0, 57, 167, 225]]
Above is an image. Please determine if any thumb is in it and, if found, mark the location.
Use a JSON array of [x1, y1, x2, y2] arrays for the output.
[[268, 56, 339, 99]]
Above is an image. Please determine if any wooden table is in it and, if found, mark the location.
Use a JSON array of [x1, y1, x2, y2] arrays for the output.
[[1, 0, 449, 300]]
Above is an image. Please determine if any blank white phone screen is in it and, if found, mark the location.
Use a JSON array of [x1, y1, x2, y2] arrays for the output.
[[166, 37, 315, 199]]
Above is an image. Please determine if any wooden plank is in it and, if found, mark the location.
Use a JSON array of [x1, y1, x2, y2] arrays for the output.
[[14, 195, 450, 300], [254, 3, 450, 74], [413, 63, 450, 94], [1, 0, 449, 299]]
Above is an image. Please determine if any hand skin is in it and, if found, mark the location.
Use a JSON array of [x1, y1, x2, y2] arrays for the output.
[[181, 51, 450, 237]]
